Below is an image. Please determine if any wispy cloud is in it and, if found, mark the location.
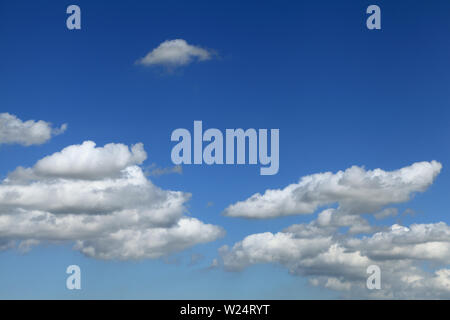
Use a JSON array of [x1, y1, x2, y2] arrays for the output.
[[146, 164, 183, 177]]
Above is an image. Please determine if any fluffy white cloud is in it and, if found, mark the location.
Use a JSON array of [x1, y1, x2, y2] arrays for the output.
[[348, 223, 450, 262], [0, 141, 224, 260], [219, 161, 450, 298], [219, 231, 335, 272], [220, 222, 450, 298], [33, 140, 147, 180], [137, 39, 213, 68], [0, 113, 67, 146], [75, 217, 223, 260], [223, 161, 442, 218]]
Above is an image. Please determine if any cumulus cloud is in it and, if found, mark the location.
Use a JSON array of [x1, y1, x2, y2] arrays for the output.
[[220, 221, 450, 299], [136, 39, 213, 68], [75, 217, 223, 260], [0, 141, 224, 260], [219, 161, 450, 299], [33, 141, 146, 180], [348, 223, 450, 262], [0, 113, 67, 146], [223, 161, 442, 219]]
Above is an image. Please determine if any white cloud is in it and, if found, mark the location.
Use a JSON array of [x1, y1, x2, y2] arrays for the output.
[[33, 140, 147, 180], [0, 113, 67, 146], [314, 208, 375, 235], [223, 161, 442, 219], [0, 141, 224, 260], [348, 223, 450, 262], [219, 231, 335, 272], [137, 39, 213, 68], [75, 217, 223, 260], [219, 161, 450, 298], [220, 221, 450, 298]]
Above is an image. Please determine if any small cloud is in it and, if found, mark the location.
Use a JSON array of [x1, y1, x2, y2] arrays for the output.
[[147, 164, 182, 177], [136, 39, 214, 69], [188, 253, 204, 266], [162, 255, 182, 266], [206, 202, 214, 208], [374, 208, 398, 220], [402, 208, 417, 217], [0, 113, 67, 146], [18, 239, 40, 253], [209, 258, 220, 269], [53, 123, 68, 136]]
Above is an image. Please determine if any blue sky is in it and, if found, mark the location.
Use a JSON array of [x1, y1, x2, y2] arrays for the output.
[[0, 0, 449, 299]]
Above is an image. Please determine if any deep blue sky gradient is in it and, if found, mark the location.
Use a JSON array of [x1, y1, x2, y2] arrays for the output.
[[0, 0, 449, 298]]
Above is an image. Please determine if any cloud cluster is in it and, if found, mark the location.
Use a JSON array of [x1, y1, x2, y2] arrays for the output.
[[137, 39, 213, 68], [220, 222, 450, 299], [220, 161, 450, 299], [0, 113, 67, 146], [0, 141, 224, 260]]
